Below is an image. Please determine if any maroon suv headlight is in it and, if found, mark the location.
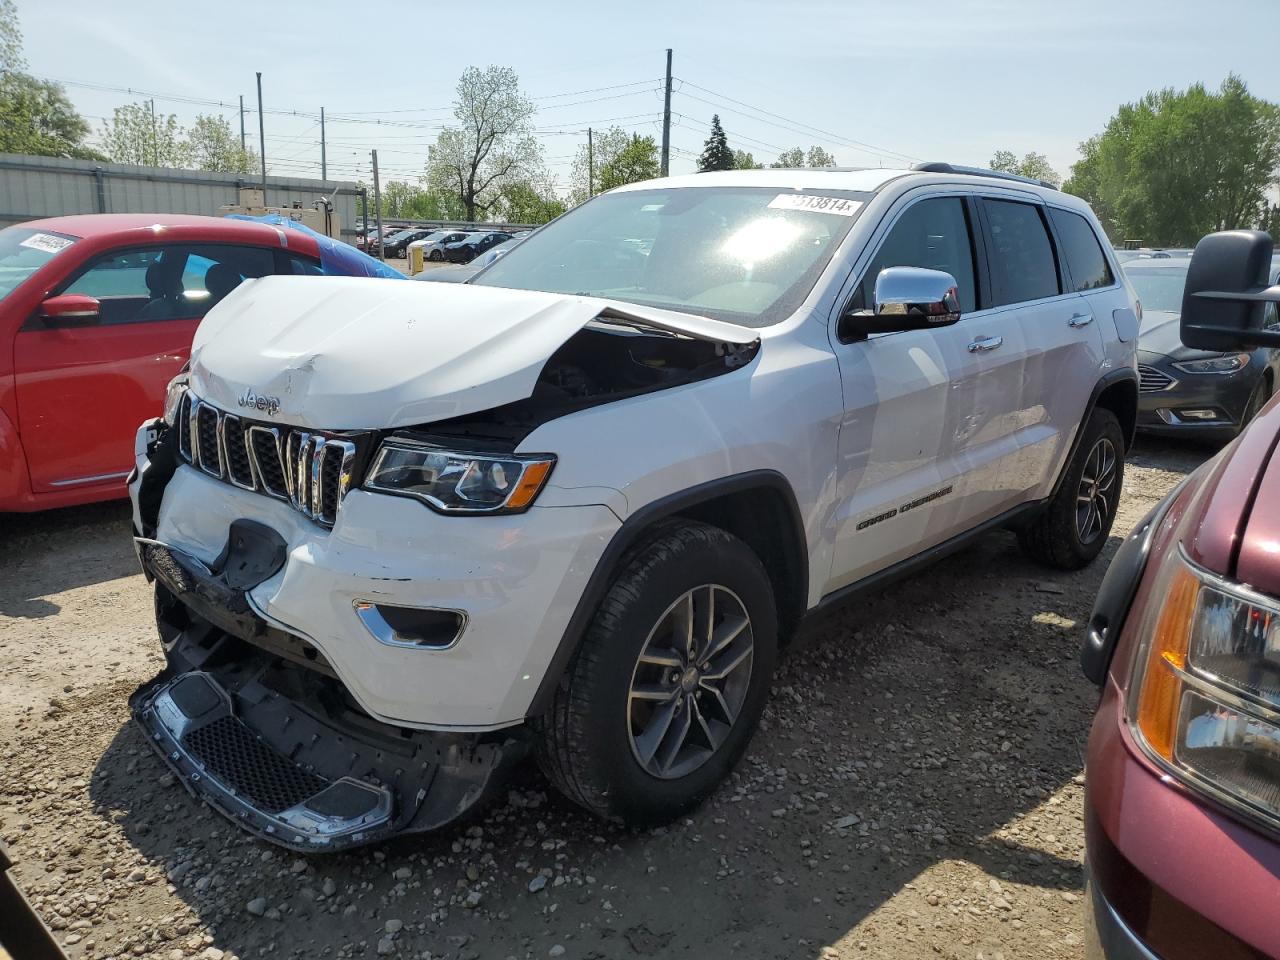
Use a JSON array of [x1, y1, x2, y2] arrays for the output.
[[1127, 543, 1280, 831]]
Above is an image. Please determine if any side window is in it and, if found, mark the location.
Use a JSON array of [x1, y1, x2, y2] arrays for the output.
[[61, 244, 273, 325], [853, 197, 977, 314], [286, 254, 325, 276], [983, 200, 1060, 305], [1048, 208, 1114, 291]]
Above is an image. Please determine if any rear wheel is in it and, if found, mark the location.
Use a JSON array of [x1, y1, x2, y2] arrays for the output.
[[428, 249, 443, 261], [535, 521, 777, 824], [1018, 407, 1125, 570]]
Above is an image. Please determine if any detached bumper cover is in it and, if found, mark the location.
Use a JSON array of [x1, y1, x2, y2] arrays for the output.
[[130, 539, 527, 853]]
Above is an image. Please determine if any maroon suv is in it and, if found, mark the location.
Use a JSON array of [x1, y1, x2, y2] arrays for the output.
[[1083, 230, 1280, 959]]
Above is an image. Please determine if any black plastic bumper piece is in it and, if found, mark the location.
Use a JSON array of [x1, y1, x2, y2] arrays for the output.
[[1082, 477, 1189, 686], [131, 539, 528, 853]]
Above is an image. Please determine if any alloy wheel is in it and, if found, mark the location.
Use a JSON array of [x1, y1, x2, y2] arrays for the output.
[[1076, 437, 1117, 545], [627, 585, 754, 780]]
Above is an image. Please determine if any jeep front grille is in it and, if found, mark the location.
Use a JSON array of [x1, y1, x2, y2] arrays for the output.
[[174, 391, 365, 528]]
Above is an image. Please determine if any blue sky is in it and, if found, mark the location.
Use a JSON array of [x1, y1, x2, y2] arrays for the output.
[[16, 0, 1280, 190]]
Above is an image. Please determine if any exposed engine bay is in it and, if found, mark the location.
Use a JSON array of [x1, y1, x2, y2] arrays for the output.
[[418, 313, 759, 446]]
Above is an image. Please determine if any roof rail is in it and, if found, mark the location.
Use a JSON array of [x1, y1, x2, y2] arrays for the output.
[[911, 161, 1058, 190]]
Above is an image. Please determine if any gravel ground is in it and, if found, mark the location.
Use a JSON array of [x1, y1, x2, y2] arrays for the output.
[[0, 439, 1213, 960]]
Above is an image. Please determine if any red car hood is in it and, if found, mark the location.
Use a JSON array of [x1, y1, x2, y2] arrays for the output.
[[1183, 393, 1280, 593]]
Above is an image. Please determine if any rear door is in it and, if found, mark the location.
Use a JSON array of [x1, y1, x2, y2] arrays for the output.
[[826, 192, 1032, 590], [13, 243, 275, 493], [986, 201, 1108, 495]]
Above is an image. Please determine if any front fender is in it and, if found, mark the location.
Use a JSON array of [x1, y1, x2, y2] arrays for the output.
[[0, 405, 32, 509]]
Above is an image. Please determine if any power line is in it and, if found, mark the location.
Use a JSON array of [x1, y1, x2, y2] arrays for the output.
[[672, 78, 919, 164]]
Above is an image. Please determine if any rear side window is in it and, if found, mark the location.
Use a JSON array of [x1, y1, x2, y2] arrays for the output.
[[853, 197, 977, 314], [1049, 208, 1114, 291], [984, 200, 1059, 305]]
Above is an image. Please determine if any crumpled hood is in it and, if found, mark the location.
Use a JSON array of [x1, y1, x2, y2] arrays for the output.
[[188, 276, 758, 430]]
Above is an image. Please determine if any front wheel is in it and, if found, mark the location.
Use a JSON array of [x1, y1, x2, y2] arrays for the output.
[[1018, 407, 1125, 570], [535, 521, 777, 824], [428, 249, 443, 261]]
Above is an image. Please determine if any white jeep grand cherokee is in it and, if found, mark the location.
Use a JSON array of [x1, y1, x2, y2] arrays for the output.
[[128, 164, 1139, 850]]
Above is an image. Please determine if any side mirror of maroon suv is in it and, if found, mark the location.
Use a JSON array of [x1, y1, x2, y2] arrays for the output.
[[1083, 229, 1280, 959]]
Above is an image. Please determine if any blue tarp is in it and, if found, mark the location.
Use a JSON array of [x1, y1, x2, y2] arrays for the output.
[[224, 213, 405, 280]]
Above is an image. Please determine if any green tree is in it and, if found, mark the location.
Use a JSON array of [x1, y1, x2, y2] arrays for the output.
[[771, 147, 805, 168], [0, 0, 101, 160], [425, 65, 540, 221], [806, 146, 836, 167], [101, 102, 191, 167], [597, 133, 659, 192], [187, 114, 257, 173], [497, 178, 566, 224], [1064, 75, 1280, 245], [990, 149, 1060, 186], [568, 125, 632, 204], [732, 149, 758, 169], [698, 114, 733, 172]]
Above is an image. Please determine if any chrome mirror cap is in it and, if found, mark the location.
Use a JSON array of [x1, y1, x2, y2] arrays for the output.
[[874, 266, 962, 324]]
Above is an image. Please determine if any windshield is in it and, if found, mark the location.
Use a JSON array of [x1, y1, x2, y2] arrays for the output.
[[1124, 264, 1188, 314], [472, 186, 866, 327], [0, 226, 79, 302]]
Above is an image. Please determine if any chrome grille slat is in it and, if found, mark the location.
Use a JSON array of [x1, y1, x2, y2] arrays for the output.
[[174, 393, 363, 528], [1138, 364, 1176, 393]]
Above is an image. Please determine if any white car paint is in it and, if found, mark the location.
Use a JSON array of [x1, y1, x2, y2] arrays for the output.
[[134, 166, 1137, 729], [189, 276, 756, 430]]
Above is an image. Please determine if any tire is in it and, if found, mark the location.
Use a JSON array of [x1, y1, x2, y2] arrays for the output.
[[428, 249, 443, 261], [397, 247, 406, 259], [535, 520, 777, 824], [1018, 407, 1125, 570]]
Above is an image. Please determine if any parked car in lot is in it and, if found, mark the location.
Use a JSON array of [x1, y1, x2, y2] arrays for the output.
[[1126, 255, 1280, 438], [127, 164, 1138, 851], [409, 230, 470, 262], [380, 228, 437, 259], [0, 213, 398, 513], [412, 235, 525, 283], [1083, 229, 1280, 960], [442, 230, 512, 263]]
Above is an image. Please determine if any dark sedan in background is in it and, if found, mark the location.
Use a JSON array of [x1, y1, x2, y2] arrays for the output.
[[380, 227, 436, 259], [1125, 256, 1280, 438], [442, 230, 512, 264]]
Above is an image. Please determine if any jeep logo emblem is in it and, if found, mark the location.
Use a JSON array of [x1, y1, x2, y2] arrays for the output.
[[238, 389, 281, 416]]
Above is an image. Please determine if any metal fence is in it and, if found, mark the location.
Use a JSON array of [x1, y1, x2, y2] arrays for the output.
[[0, 154, 362, 237]]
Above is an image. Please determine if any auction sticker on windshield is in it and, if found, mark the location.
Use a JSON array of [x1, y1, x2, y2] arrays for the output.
[[768, 194, 862, 216], [19, 232, 74, 254]]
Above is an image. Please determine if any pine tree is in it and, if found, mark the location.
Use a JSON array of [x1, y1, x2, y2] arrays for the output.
[[698, 115, 734, 172]]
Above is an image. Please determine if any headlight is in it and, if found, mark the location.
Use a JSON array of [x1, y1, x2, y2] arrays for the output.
[[1172, 353, 1251, 375], [363, 441, 555, 514], [163, 372, 189, 425], [1128, 544, 1280, 830]]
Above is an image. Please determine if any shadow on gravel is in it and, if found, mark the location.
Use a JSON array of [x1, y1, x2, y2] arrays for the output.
[[87, 521, 1135, 960], [0, 501, 135, 618]]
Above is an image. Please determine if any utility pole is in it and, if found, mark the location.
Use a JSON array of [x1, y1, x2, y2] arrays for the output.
[[320, 106, 327, 181], [239, 95, 246, 153], [255, 72, 267, 201], [371, 149, 384, 261], [148, 99, 157, 166], [660, 48, 672, 177], [587, 127, 594, 198]]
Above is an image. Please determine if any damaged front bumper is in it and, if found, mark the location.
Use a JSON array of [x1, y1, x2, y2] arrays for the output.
[[130, 537, 527, 853]]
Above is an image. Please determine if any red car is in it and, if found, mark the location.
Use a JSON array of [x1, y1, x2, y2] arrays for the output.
[[1083, 229, 1280, 958], [0, 214, 327, 512]]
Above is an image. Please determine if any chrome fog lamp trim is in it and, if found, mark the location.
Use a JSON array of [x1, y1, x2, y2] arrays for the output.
[[352, 599, 468, 651]]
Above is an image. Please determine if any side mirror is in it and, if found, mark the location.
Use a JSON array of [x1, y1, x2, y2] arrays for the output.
[[1180, 230, 1280, 351], [840, 266, 962, 341], [39, 294, 100, 327]]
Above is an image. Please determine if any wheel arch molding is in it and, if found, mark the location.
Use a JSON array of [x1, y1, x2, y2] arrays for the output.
[[1049, 368, 1140, 504], [526, 469, 808, 719]]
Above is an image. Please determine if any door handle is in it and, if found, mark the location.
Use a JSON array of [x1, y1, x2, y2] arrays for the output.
[[967, 336, 1003, 353], [1068, 313, 1094, 328]]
